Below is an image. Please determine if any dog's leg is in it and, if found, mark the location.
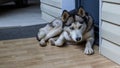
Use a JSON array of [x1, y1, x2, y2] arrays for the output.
[[39, 27, 62, 47], [37, 25, 51, 41], [44, 27, 62, 41], [37, 30, 48, 47], [84, 37, 94, 55], [50, 32, 65, 46], [49, 37, 59, 46], [39, 39, 47, 47], [37, 31, 46, 41]]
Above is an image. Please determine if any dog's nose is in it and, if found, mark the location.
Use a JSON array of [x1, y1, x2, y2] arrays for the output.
[[76, 37, 81, 41]]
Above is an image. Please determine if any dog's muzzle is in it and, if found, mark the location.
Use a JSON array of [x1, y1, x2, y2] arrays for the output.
[[76, 37, 81, 42]]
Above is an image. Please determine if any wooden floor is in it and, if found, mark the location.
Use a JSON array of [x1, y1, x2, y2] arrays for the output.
[[0, 37, 119, 68]]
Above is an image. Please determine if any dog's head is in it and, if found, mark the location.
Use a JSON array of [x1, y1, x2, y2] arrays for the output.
[[62, 7, 88, 42]]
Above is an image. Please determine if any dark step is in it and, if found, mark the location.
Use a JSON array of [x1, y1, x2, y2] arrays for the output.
[[0, 24, 46, 40]]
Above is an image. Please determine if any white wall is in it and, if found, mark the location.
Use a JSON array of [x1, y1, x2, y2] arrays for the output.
[[100, 0, 120, 65], [62, 0, 75, 11]]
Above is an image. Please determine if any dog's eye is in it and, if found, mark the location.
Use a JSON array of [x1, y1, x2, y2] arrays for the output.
[[70, 27, 74, 30], [79, 21, 84, 24], [78, 26, 82, 29]]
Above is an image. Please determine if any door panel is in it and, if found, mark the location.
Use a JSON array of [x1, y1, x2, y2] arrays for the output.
[[75, 0, 99, 45]]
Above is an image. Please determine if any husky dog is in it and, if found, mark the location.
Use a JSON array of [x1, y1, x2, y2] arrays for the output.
[[50, 7, 94, 55], [37, 19, 63, 47], [37, 11, 76, 47]]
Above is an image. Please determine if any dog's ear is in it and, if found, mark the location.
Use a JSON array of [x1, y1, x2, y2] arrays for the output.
[[77, 7, 86, 17], [61, 10, 70, 22]]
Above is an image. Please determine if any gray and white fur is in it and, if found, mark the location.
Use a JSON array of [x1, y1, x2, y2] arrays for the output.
[[49, 7, 94, 55]]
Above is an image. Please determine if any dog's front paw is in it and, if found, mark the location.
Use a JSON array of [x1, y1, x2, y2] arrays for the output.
[[49, 39, 55, 46], [84, 47, 94, 55], [39, 39, 47, 47], [54, 41, 63, 47]]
